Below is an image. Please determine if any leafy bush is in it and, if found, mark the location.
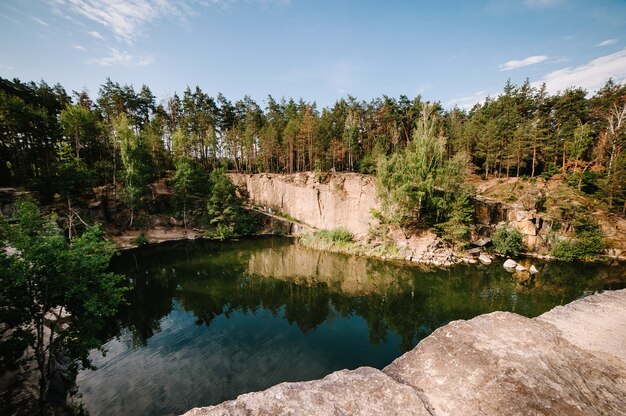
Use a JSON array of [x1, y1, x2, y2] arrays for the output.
[[551, 230, 604, 262], [492, 224, 524, 256]]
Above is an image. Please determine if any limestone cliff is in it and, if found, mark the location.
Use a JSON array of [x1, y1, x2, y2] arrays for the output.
[[228, 172, 379, 238], [231, 172, 626, 260], [184, 289, 626, 416]]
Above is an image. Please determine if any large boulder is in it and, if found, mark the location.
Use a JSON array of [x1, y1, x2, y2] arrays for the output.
[[184, 290, 626, 416], [184, 367, 430, 416], [503, 258, 518, 269], [384, 311, 625, 416]]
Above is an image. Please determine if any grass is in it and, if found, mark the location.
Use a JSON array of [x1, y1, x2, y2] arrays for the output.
[[299, 227, 402, 260]]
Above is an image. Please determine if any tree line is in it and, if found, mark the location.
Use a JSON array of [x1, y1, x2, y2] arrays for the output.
[[1, 76, 625, 213]]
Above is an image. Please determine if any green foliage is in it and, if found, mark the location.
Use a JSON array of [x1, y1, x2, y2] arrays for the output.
[[492, 224, 524, 256], [205, 168, 260, 237], [171, 155, 194, 227], [115, 115, 156, 223], [0, 200, 126, 408], [540, 163, 559, 179], [55, 141, 93, 200], [378, 106, 474, 245], [299, 228, 356, 252], [313, 228, 354, 244], [377, 103, 447, 225], [436, 189, 473, 247], [566, 171, 599, 193], [551, 225, 605, 262], [132, 233, 150, 246]]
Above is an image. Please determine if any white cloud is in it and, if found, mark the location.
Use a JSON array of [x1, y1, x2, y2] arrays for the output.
[[31, 16, 49, 27], [524, 0, 563, 9], [55, 0, 187, 42], [533, 48, 626, 94], [595, 39, 618, 47], [55, 0, 289, 42], [73, 44, 86, 50], [500, 55, 549, 71], [88, 48, 153, 66], [87, 30, 105, 40], [2, 14, 21, 25], [446, 90, 489, 110]]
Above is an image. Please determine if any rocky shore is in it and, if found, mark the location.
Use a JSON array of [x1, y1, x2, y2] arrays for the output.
[[184, 289, 626, 416]]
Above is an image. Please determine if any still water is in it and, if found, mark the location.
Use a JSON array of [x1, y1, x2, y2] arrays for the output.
[[76, 237, 626, 415]]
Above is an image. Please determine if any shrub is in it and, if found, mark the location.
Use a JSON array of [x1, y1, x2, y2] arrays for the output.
[[492, 224, 524, 256], [551, 230, 604, 262], [132, 233, 150, 246]]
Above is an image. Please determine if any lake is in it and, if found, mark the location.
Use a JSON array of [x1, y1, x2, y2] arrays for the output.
[[76, 237, 626, 415]]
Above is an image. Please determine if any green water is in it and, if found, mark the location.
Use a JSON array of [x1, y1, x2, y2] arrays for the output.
[[76, 237, 626, 415]]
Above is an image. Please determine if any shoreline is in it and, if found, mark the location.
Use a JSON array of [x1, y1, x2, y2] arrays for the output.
[[108, 226, 626, 267]]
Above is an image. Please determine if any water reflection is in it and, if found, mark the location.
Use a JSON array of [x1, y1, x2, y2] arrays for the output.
[[77, 237, 626, 415]]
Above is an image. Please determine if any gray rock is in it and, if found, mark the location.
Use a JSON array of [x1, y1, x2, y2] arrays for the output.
[[472, 237, 492, 247], [384, 310, 626, 416], [503, 259, 517, 269], [515, 264, 527, 272], [184, 367, 430, 416], [529, 264, 539, 274], [478, 254, 492, 265]]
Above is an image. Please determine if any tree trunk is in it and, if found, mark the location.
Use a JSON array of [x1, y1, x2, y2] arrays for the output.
[[530, 144, 537, 178]]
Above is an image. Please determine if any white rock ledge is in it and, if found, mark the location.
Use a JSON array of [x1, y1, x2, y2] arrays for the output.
[[183, 289, 626, 416]]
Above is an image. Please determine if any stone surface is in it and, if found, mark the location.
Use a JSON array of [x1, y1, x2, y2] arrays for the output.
[[229, 172, 379, 238], [529, 264, 539, 274], [384, 309, 626, 416], [472, 237, 491, 247], [478, 253, 492, 265], [184, 367, 431, 416], [503, 258, 518, 269], [183, 290, 626, 416], [537, 289, 626, 366], [515, 264, 527, 272]]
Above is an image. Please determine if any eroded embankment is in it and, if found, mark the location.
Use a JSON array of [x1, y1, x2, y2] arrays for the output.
[[183, 289, 626, 416]]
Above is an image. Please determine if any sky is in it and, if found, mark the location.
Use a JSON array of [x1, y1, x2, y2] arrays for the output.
[[1, 0, 625, 109]]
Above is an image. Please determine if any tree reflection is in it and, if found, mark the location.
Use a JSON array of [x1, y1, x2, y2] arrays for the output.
[[108, 237, 626, 353]]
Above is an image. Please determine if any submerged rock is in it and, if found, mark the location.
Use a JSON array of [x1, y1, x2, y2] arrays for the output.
[[184, 290, 626, 416]]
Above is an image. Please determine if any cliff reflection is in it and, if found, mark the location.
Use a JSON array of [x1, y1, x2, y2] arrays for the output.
[[78, 237, 626, 416], [109, 237, 626, 353]]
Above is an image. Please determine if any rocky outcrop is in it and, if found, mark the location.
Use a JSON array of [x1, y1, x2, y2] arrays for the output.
[[229, 172, 379, 238], [183, 289, 626, 416], [230, 173, 461, 266]]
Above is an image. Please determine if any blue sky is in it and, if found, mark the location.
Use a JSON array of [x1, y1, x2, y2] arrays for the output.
[[1, 0, 625, 109]]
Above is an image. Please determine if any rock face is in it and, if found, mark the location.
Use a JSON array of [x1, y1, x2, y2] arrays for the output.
[[183, 289, 626, 416], [229, 172, 379, 238], [184, 368, 431, 416]]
